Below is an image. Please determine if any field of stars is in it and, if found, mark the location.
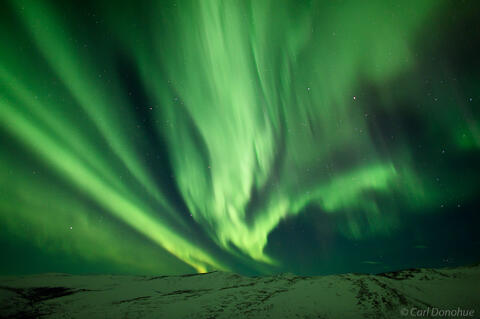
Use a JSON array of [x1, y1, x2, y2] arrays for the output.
[[0, 0, 479, 276]]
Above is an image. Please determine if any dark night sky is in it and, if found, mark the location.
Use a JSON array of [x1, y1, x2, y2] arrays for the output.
[[0, 0, 479, 276]]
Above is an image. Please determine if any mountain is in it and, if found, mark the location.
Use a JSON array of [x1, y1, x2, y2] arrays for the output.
[[1, 264, 479, 318]]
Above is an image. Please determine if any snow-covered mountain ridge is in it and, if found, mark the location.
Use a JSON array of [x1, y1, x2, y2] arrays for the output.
[[1, 264, 479, 318]]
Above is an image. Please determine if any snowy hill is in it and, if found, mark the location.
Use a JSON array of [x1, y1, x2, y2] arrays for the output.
[[1, 264, 479, 318]]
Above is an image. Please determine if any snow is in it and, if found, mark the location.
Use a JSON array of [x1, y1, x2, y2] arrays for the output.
[[1, 265, 479, 318]]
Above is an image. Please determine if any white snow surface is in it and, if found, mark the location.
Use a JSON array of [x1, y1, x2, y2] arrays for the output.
[[0, 264, 479, 318]]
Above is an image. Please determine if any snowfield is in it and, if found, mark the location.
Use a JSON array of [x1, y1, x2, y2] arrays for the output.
[[1, 264, 479, 318]]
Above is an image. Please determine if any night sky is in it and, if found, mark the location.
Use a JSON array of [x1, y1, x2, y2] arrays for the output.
[[0, 0, 479, 276]]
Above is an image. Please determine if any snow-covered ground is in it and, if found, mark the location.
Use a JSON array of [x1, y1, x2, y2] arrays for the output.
[[1, 264, 479, 318]]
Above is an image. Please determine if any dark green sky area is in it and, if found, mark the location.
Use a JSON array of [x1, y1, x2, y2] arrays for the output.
[[0, 0, 479, 276]]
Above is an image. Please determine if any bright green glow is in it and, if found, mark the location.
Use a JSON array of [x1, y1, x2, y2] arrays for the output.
[[0, 0, 478, 274], [0, 100, 222, 273], [137, 0, 439, 262]]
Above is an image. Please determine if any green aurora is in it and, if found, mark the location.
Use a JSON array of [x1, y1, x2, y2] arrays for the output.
[[0, 0, 479, 275]]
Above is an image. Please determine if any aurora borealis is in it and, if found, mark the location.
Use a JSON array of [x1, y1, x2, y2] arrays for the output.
[[0, 0, 479, 276]]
